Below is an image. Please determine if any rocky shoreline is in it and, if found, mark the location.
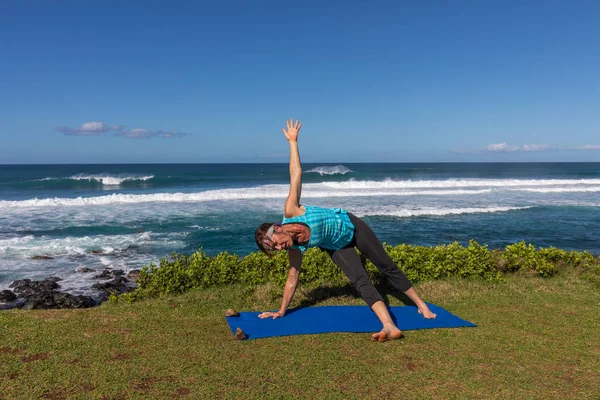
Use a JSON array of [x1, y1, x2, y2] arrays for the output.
[[0, 268, 140, 311]]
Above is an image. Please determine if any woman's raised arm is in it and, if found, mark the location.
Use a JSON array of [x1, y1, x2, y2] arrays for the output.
[[283, 119, 303, 218]]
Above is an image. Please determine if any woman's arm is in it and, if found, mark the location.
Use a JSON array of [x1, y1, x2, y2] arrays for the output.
[[258, 248, 302, 319], [283, 119, 303, 218]]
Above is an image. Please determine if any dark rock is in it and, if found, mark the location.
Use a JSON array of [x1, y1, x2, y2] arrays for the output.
[[76, 267, 95, 273], [91, 276, 132, 294], [10, 279, 60, 296], [92, 269, 125, 280], [0, 290, 17, 302], [9, 279, 30, 288], [0, 300, 24, 310], [126, 269, 141, 281], [20, 291, 95, 310], [89, 250, 103, 254], [3, 269, 133, 311], [92, 270, 112, 279], [21, 302, 37, 310], [3, 274, 101, 311], [21, 291, 58, 309], [52, 292, 95, 308], [31, 255, 54, 260]]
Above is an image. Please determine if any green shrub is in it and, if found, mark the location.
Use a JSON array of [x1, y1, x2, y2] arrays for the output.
[[581, 263, 600, 287], [383, 240, 503, 283], [121, 242, 598, 302], [538, 247, 595, 269], [504, 242, 557, 277], [297, 248, 345, 285]]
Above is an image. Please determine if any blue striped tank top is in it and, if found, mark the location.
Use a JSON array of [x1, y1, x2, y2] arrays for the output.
[[282, 205, 355, 253]]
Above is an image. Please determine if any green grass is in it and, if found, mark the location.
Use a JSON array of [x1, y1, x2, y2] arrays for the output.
[[1, 269, 599, 400]]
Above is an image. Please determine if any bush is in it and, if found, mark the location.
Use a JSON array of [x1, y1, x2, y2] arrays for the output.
[[121, 241, 599, 302], [581, 263, 600, 288], [538, 247, 595, 269], [380, 240, 503, 283], [504, 242, 557, 277]]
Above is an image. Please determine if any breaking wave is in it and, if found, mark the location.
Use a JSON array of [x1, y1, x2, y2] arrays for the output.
[[305, 165, 353, 175], [357, 206, 533, 218], [35, 174, 154, 186], [0, 187, 491, 208]]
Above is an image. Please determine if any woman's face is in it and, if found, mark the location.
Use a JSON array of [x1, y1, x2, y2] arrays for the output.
[[267, 225, 293, 252]]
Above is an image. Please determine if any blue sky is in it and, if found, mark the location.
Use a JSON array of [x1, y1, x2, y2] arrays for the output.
[[1, 0, 599, 163]]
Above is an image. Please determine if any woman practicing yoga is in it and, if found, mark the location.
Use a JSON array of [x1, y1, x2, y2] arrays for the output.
[[255, 119, 436, 342]]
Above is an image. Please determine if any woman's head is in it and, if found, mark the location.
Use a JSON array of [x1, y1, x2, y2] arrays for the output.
[[255, 222, 293, 256], [255, 222, 278, 256]]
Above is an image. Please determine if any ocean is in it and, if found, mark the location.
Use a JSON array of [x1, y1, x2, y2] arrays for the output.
[[1, 163, 599, 297]]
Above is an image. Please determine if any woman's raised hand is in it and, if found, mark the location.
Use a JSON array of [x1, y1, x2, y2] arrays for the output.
[[282, 119, 302, 142]]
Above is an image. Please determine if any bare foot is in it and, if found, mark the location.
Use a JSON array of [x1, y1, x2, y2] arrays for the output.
[[418, 307, 437, 319], [371, 326, 403, 342]]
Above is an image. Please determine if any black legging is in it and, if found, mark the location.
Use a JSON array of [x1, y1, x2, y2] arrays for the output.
[[324, 213, 412, 307]]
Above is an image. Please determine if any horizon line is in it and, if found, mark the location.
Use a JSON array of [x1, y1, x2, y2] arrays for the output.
[[2, 161, 600, 166]]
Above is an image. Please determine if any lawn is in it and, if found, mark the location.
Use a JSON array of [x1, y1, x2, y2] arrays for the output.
[[1, 269, 599, 399]]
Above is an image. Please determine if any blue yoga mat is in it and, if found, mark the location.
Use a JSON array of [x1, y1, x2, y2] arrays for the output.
[[225, 303, 476, 340]]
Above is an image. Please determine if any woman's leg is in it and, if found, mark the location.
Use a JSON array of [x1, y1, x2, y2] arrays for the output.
[[347, 213, 437, 319], [327, 246, 402, 341], [326, 246, 383, 307]]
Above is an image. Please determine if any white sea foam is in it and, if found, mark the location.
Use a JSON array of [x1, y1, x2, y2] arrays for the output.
[[0, 228, 187, 294], [99, 256, 112, 266], [357, 206, 533, 218], [35, 174, 154, 185], [71, 174, 154, 185], [321, 178, 600, 190], [167, 232, 191, 237], [0, 236, 36, 254], [511, 187, 600, 193], [0, 233, 154, 259], [0, 187, 491, 208], [139, 231, 151, 241], [0, 235, 36, 245], [305, 165, 353, 175], [3, 178, 600, 210], [189, 225, 221, 231]]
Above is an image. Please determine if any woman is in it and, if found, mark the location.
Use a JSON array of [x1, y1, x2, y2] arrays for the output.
[[255, 119, 436, 342]]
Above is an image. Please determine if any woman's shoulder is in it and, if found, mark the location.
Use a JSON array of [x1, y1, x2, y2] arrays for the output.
[[284, 204, 307, 219]]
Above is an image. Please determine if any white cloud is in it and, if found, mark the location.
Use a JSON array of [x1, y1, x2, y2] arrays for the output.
[[572, 144, 600, 150], [486, 142, 519, 152], [159, 131, 188, 139], [115, 129, 188, 139], [522, 144, 550, 152], [453, 142, 600, 155], [451, 148, 476, 154], [56, 121, 124, 136], [56, 122, 188, 139], [452, 139, 600, 155], [116, 128, 153, 139]]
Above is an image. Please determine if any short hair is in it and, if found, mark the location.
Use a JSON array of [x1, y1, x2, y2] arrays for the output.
[[255, 222, 276, 257]]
